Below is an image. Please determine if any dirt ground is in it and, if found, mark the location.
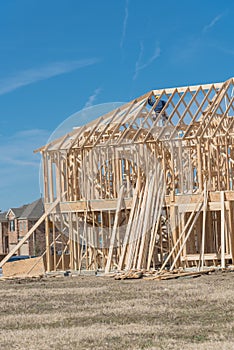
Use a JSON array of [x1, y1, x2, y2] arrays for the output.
[[0, 270, 234, 350]]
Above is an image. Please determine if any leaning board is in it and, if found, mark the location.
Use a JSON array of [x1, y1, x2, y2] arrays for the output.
[[2, 257, 45, 278]]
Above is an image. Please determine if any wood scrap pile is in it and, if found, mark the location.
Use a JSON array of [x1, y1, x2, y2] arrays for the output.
[[114, 271, 143, 280], [113, 268, 215, 281]]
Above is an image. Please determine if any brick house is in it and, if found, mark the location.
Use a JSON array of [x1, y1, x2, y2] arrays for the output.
[[0, 198, 46, 256], [0, 212, 8, 255]]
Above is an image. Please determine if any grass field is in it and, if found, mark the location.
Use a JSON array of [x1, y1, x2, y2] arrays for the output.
[[0, 271, 234, 350]]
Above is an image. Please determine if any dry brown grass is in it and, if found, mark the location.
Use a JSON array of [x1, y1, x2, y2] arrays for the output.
[[0, 270, 234, 349]]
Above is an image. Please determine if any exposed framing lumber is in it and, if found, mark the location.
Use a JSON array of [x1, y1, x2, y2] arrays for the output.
[[33, 77, 234, 273], [105, 185, 125, 273], [0, 196, 64, 268]]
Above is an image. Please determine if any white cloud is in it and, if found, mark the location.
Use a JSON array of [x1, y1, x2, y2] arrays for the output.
[[0, 129, 49, 168], [120, 0, 129, 48], [203, 14, 223, 32], [213, 46, 234, 56], [133, 41, 144, 80], [0, 128, 50, 209], [84, 87, 102, 108], [0, 58, 99, 96], [133, 42, 161, 80]]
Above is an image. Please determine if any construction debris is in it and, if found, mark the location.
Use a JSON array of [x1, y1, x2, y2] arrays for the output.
[[114, 271, 144, 280], [113, 268, 216, 281]]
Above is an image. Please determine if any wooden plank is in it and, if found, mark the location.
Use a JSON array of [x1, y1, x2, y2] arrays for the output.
[[170, 200, 204, 270], [118, 179, 139, 270], [125, 186, 144, 270], [45, 216, 51, 272], [137, 171, 156, 269], [198, 80, 232, 138], [181, 253, 232, 261], [153, 81, 223, 95], [168, 87, 202, 141], [0, 195, 63, 268], [227, 201, 234, 263], [159, 192, 204, 272], [132, 179, 150, 269], [147, 171, 165, 269], [220, 191, 226, 268], [199, 182, 208, 271], [150, 268, 215, 281], [105, 186, 125, 273], [182, 84, 220, 138], [2, 257, 45, 278], [165, 191, 234, 205]]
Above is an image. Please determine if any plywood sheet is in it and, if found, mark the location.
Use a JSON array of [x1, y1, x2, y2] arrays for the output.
[[2, 257, 45, 278]]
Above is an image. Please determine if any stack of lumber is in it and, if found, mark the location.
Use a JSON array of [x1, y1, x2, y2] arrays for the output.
[[105, 164, 166, 273]]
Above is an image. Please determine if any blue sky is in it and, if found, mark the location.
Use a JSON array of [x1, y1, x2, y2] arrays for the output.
[[0, 0, 234, 210]]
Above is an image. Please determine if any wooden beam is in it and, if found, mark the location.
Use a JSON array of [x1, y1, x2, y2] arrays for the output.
[[153, 81, 223, 95], [220, 191, 226, 268], [118, 179, 139, 270], [105, 186, 125, 273], [199, 182, 208, 270], [159, 192, 204, 272], [0, 195, 64, 268]]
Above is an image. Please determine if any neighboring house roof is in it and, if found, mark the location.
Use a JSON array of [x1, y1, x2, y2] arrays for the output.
[[19, 198, 44, 220], [0, 211, 8, 223], [7, 205, 28, 219], [3, 198, 44, 221]]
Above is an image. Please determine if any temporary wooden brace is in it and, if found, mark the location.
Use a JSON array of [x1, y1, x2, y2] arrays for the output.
[[170, 201, 205, 270], [117, 179, 139, 270], [137, 171, 156, 269], [105, 185, 125, 273], [125, 186, 144, 270], [159, 192, 204, 272], [132, 180, 150, 269], [147, 171, 166, 269], [0, 196, 62, 268]]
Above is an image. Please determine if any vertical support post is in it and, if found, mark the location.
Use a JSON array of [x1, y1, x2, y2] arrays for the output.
[[105, 185, 125, 273], [170, 204, 179, 265], [181, 213, 186, 258], [43, 152, 49, 203], [52, 215, 56, 271], [48, 154, 54, 203], [76, 213, 80, 271], [220, 191, 225, 268], [45, 216, 51, 272], [228, 201, 234, 263], [69, 212, 74, 270], [199, 182, 208, 271], [197, 142, 203, 192]]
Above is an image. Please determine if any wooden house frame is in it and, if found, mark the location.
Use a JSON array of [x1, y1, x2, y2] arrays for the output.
[[1, 77, 234, 273]]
